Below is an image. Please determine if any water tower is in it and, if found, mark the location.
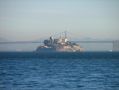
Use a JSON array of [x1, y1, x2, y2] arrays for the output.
[[113, 40, 119, 51]]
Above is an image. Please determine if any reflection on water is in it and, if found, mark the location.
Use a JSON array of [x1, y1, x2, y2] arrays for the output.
[[0, 52, 119, 90]]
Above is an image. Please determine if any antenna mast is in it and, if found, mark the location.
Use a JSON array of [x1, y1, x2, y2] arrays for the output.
[[64, 31, 67, 38]]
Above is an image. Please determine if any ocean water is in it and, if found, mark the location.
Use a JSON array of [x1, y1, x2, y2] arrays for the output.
[[0, 52, 119, 90]]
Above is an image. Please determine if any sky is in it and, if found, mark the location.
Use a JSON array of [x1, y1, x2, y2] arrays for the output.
[[0, 0, 119, 41]]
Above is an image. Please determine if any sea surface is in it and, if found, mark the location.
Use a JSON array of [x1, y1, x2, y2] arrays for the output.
[[0, 52, 119, 90]]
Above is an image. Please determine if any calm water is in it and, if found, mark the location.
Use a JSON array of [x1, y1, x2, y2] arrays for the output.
[[0, 52, 119, 90]]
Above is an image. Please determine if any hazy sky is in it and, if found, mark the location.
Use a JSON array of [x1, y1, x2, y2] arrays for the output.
[[0, 0, 119, 41]]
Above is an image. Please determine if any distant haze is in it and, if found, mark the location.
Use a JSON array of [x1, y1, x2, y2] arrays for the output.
[[0, 0, 119, 41]]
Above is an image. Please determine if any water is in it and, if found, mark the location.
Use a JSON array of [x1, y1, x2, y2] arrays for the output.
[[0, 52, 119, 90]]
